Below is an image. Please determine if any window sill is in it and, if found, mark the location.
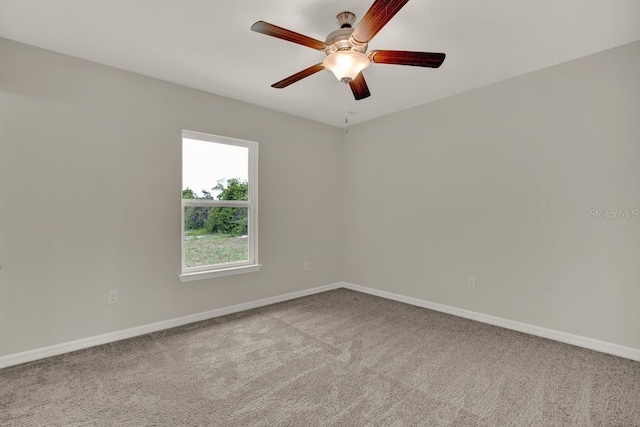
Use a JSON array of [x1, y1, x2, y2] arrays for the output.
[[179, 264, 262, 282]]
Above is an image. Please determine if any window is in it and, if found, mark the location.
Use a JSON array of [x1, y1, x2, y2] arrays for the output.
[[179, 130, 259, 282]]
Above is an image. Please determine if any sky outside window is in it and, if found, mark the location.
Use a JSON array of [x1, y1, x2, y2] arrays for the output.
[[182, 138, 248, 198]]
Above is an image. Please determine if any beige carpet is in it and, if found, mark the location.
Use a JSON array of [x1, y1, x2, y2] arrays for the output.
[[1, 289, 639, 426]]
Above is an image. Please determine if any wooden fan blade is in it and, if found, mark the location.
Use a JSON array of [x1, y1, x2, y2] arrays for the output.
[[368, 50, 446, 68], [272, 64, 325, 89], [349, 73, 371, 100], [351, 0, 411, 44], [251, 21, 326, 51]]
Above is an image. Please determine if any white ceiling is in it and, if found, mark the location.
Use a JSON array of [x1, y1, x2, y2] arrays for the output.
[[1, 0, 639, 127]]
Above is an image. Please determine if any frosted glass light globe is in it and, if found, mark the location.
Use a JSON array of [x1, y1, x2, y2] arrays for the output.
[[323, 51, 370, 83]]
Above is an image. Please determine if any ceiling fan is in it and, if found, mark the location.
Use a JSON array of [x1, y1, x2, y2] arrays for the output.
[[251, 0, 446, 101]]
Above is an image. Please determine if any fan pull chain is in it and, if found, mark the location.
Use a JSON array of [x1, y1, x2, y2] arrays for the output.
[[343, 82, 350, 133]]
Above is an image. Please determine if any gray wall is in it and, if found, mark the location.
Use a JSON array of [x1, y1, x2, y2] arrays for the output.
[[0, 38, 343, 357], [2, 37, 638, 358], [343, 41, 640, 349]]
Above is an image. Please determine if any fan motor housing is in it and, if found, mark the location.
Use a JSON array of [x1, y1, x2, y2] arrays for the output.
[[325, 12, 368, 55]]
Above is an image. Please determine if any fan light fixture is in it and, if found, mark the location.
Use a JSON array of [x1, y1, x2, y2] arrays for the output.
[[322, 50, 370, 83], [251, 2, 447, 100]]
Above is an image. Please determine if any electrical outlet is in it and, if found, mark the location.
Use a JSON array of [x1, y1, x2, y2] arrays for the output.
[[468, 276, 476, 289], [303, 261, 310, 272], [108, 289, 119, 304]]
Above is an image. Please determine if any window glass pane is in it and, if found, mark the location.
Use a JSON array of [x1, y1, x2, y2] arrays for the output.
[[183, 206, 249, 268], [182, 138, 248, 200]]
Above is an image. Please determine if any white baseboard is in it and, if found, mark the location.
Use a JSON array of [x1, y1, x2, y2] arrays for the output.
[[0, 282, 342, 369], [2, 281, 638, 369], [340, 282, 640, 362]]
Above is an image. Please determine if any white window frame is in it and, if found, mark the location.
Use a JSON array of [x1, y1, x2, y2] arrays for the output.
[[179, 130, 260, 282]]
